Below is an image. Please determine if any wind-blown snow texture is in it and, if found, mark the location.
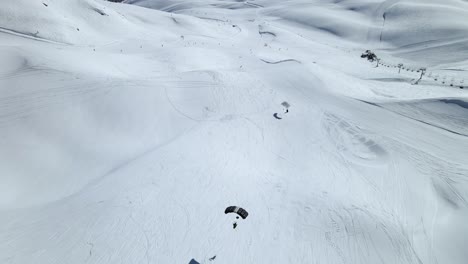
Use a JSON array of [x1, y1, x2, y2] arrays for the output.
[[1, 0, 468, 263]]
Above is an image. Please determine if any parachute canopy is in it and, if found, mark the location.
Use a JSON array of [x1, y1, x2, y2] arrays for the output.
[[273, 113, 282, 119], [225, 206, 249, 219]]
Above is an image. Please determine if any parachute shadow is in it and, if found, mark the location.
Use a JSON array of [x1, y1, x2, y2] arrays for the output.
[[273, 113, 282, 120]]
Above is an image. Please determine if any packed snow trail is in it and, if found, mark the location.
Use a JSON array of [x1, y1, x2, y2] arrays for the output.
[[1, 0, 468, 264]]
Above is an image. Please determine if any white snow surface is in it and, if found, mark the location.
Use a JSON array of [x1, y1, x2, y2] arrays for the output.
[[1, 0, 468, 263]]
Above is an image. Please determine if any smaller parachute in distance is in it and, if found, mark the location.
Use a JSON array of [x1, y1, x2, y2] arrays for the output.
[[225, 206, 249, 219], [273, 113, 282, 119]]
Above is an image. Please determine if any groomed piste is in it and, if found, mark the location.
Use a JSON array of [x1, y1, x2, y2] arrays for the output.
[[0, 0, 468, 263]]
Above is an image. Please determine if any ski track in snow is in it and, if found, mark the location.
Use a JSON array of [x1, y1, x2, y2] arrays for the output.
[[1, 0, 468, 264]]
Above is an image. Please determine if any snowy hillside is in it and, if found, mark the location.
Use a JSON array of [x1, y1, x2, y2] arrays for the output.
[[0, 0, 467, 263]]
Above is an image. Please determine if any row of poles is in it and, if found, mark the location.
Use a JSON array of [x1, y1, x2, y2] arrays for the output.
[[362, 50, 466, 89]]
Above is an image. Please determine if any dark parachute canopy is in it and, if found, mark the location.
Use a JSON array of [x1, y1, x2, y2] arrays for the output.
[[225, 206, 249, 219], [273, 113, 282, 119]]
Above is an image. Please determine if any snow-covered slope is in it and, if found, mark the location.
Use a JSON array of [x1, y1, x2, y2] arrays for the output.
[[1, 0, 468, 263]]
